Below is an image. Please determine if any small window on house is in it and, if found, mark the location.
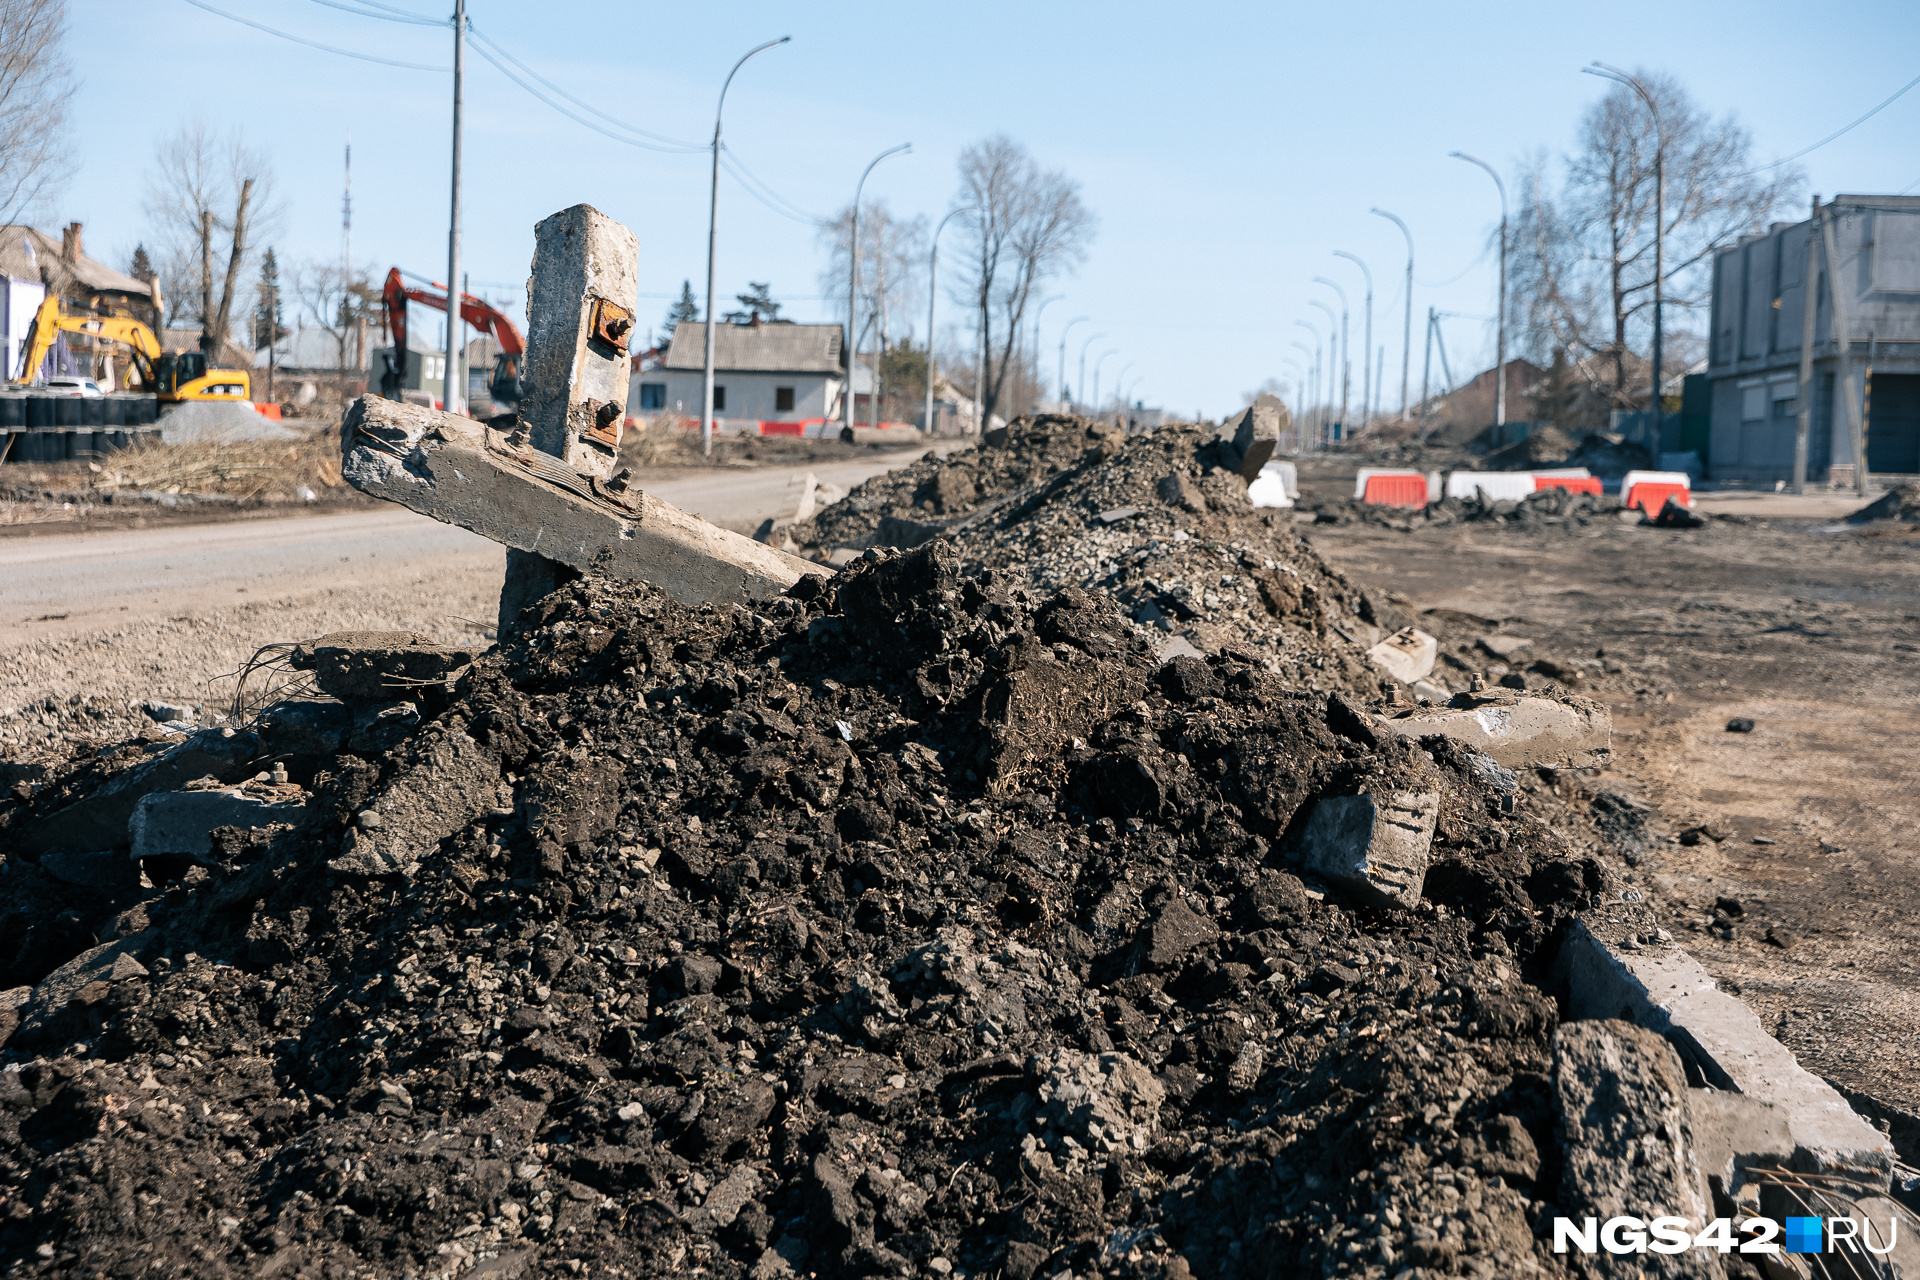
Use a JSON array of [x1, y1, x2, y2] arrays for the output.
[[713, 385, 726, 411], [1771, 390, 1797, 420], [775, 386, 795, 412], [639, 382, 666, 409], [1740, 385, 1767, 421]]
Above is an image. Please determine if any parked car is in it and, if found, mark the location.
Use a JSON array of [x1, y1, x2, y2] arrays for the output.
[[43, 376, 104, 398]]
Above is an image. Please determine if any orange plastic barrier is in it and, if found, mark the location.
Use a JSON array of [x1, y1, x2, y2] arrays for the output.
[[758, 420, 805, 437], [1363, 473, 1430, 507], [254, 402, 283, 420], [1534, 475, 1600, 495], [1624, 482, 1691, 514]]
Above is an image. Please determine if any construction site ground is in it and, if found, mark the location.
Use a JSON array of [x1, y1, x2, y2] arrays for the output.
[[1299, 494, 1920, 1122]]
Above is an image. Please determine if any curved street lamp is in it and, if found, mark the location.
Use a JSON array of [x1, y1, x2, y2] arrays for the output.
[[924, 205, 974, 437], [1311, 276, 1350, 433], [1293, 320, 1322, 437], [843, 142, 911, 435], [1450, 150, 1509, 427], [1093, 349, 1119, 411], [1058, 316, 1090, 406], [1077, 331, 1107, 406], [1030, 294, 1064, 411], [704, 35, 790, 455], [1334, 251, 1373, 427], [1371, 208, 1415, 418]]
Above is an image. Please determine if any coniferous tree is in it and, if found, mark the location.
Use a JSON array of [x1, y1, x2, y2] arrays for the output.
[[664, 280, 698, 333]]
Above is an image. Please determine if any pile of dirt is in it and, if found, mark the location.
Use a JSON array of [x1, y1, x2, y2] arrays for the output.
[[1479, 425, 1579, 471], [1849, 481, 1920, 524], [0, 541, 1622, 1279], [791, 414, 1123, 551], [1308, 486, 1621, 535], [619, 429, 917, 472]]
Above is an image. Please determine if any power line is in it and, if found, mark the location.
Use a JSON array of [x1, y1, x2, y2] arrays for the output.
[[465, 34, 705, 155], [720, 146, 823, 224], [305, 0, 441, 25], [179, 0, 446, 70], [465, 25, 698, 150], [1746, 69, 1920, 173]]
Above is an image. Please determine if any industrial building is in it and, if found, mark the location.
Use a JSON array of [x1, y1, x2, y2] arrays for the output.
[[1707, 194, 1920, 484]]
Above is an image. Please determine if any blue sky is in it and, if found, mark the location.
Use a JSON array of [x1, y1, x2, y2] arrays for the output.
[[56, 0, 1920, 416]]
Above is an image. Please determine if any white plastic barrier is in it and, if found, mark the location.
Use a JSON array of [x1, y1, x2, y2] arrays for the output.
[[1248, 459, 1297, 508], [1353, 467, 1424, 500], [1444, 470, 1538, 502]]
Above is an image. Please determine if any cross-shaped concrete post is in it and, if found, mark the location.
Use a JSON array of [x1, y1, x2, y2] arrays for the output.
[[499, 204, 640, 631], [339, 205, 825, 633]]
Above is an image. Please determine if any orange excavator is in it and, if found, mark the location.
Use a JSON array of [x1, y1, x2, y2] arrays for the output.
[[380, 268, 524, 420]]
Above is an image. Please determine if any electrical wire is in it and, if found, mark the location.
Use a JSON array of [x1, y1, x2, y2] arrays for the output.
[[466, 25, 699, 150], [465, 36, 705, 155], [179, 0, 446, 69], [719, 146, 823, 224], [305, 0, 441, 25], [1745, 69, 1920, 173]]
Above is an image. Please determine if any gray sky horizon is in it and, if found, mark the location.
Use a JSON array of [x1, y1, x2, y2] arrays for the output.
[[53, 0, 1920, 417]]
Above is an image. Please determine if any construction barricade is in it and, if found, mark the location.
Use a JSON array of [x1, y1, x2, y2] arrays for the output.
[[1356, 468, 1430, 508], [1443, 471, 1537, 502], [1620, 469, 1692, 514]]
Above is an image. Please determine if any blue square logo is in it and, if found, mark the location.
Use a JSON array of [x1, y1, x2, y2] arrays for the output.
[[1783, 1216, 1824, 1254]]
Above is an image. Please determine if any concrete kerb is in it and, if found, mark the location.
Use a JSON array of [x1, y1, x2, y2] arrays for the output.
[[1560, 912, 1893, 1189]]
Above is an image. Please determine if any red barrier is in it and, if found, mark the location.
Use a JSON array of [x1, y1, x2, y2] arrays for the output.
[[758, 420, 804, 436], [254, 403, 283, 420], [1624, 482, 1691, 514], [1363, 473, 1429, 507], [1534, 475, 1600, 495]]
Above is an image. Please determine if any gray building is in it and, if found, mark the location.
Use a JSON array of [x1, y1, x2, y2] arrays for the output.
[[1707, 194, 1920, 483], [636, 320, 846, 425]]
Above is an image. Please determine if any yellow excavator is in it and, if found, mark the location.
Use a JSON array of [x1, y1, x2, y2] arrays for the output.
[[12, 295, 252, 403]]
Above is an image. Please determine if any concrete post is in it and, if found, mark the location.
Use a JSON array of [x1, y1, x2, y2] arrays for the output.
[[503, 204, 639, 634], [1793, 195, 1819, 494]]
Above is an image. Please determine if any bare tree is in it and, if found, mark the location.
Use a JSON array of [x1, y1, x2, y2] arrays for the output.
[[294, 259, 378, 371], [952, 135, 1094, 422], [0, 0, 74, 226], [1512, 73, 1799, 411], [145, 122, 278, 356], [819, 200, 928, 420]]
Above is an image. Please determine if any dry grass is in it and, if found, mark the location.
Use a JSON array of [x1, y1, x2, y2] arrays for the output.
[[94, 429, 345, 501]]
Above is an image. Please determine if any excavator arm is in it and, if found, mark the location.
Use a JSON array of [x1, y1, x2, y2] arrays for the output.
[[381, 267, 527, 410], [13, 294, 60, 383]]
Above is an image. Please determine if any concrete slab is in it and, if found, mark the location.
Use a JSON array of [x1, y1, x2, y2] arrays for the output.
[[289, 631, 481, 703], [1294, 790, 1436, 910], [13, 726, 262, 856], [1373, 691, 1611, 768], [1563, 916, 1893, 1187], [1365, 627, 1437, 684], [15, 933, 151, 1043], [130, 787, 310, 862]]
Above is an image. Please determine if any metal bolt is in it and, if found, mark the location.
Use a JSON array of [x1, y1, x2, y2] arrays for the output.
[[1469, 673, 1486, 692], [270, 762, 289, 785]]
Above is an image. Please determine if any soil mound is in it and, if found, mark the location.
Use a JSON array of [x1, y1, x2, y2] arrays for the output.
[[1849, 480, 1920, 523], [0, 541, 1615, 1278], [1481, 425, 1579, 471]]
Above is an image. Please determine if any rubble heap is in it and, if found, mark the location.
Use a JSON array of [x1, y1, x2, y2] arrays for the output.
[[0, 537, 1631, 1279]]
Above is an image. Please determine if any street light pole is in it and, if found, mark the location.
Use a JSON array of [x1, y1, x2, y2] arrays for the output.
[[442, 0, 465, 416], [1371, 208, 1414, 418], [1031, 294, 1063, 411], [843, 142, 911, 439], [924, 205, 973, 437], [1585, 63, 1664, 430], [1059, 315, 1089, 406], [704, 35, 789, 456], [1334, 251, 1372, 428], [1295, 318, 1323, 443], [1077, 331, 1105, 407], [1309, 287, 1346, 440], [1450, 151, 1508, 427], [1093, 349, 1118, 413], [1114, 360, 1135, 421]]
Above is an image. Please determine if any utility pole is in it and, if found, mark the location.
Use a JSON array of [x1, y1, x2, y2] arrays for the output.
[[704, 37, 790, 457], [1450, 151, 1507, 427], [925, 206, 973, 436], [442, 0, 465, 416], [1421, 307, 1435, 424], [1793, 195, 1818, 494], [1335, 252, 1372, 430], [1373, 208, 1414, 417], [1059, 316, 1088, 407], [1818, 203, 1867, 495]]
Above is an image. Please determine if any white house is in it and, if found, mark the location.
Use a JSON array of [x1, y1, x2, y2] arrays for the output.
[[633, 320, 845, 425]]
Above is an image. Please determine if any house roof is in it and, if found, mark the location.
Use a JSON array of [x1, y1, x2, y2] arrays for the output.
[[0, 225, 154, 298], [662, 321, 844, 374]]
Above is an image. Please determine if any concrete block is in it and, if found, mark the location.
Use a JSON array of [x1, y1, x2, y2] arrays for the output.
[[1374, 691, 1610, 768], [1227, 393, 1288, 482], [341, 396, 827, 611], [289, 631, 481, 703], [38, 848, 140, 891], [1295, 790, 1436, 910], [256, 698, 354, 756], [520, 204, 640, 478], [1365, 626, 1437, 683], [1246, 460, 1296, 509], [1552, 1019, 1716, 1268], [13, 726, 261, 856], [1563, 917, 1893, 1187], [15, 934, 151, 1043], [130, 788, 310, 862], [328, 730, 509, 876], [1687, 1090, 1793, 1206]]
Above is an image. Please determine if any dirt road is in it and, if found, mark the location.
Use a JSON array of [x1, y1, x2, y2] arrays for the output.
[[1304, 507, 1920, 1117], [0, 447, 954, 749]]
